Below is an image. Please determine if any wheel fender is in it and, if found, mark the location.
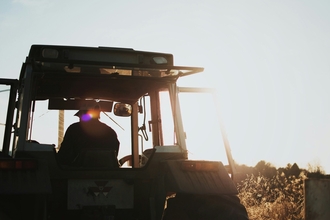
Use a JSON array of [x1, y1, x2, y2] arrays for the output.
[[162, 160, 238, 195]]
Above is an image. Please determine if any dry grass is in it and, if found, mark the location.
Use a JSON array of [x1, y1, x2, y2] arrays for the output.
[[237, 172, 305, 220]]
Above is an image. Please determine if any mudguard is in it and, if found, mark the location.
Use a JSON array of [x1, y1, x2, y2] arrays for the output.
[[0, 158, 51, 194], [163, 160, 238, 195]]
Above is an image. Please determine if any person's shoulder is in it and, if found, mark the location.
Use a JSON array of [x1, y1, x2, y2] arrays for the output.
[[98, 121, 116, 131], [69, 121, 80, 126], [100, 121, 113, 129], [67, 122, 81, 129]]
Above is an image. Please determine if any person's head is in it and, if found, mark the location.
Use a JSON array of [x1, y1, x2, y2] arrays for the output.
[[74, 105, 100, 121]]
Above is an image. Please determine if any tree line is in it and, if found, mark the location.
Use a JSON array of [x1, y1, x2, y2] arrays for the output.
[[234, 160, 328, 182]]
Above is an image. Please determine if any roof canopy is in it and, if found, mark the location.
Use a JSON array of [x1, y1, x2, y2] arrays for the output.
[[24, 45, 203, 107]]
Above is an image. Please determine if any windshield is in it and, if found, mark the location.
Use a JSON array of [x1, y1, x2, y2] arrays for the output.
[[178, 91, 228, 162], [30, 100, 132, 159], [0, 84, 10, 151], [29, 89, 178, 164]]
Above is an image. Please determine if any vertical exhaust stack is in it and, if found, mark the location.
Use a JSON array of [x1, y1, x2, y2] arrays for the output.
[[58, 110, 64, 150]]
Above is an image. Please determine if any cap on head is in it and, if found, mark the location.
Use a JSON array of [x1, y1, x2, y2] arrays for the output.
[[74, 109, 87, 117], [74, 105, 100, 120]]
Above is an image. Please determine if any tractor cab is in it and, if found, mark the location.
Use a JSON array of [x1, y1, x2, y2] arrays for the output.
[[8, 45, 203, 167], [0, 45, 246, 220]]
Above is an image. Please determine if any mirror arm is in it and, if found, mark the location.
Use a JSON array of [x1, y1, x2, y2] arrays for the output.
[[102, 111, 125, 131]]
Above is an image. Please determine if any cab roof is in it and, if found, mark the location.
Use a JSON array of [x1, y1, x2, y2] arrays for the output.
[[27, 45, 203, 77], [23, 45, 204, 106]]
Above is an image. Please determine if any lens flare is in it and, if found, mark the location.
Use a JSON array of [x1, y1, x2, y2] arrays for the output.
[[80, 110, 100, 121], [81, 113, 92, 121]]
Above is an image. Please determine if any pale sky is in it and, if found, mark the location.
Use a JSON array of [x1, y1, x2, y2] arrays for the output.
[[1, 0, 330, 173]]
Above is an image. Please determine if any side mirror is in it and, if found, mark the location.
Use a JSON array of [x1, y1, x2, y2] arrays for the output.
[[113, 103, 132, 117]]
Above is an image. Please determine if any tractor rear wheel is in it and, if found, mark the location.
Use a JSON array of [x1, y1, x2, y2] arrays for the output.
[[163, 193, 248, 220]]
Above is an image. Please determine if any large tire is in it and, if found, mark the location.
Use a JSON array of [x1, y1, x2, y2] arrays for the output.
[[163, 193, 249, 220]]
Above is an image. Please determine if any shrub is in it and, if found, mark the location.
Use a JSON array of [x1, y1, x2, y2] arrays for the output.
[[237, 172, 305, 220]]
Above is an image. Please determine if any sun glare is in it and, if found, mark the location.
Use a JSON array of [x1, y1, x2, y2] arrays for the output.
[[81, 113, 93, 121]]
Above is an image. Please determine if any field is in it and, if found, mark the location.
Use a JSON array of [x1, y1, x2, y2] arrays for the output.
[[238, 173, 305, 219], [236, 161, 326, 220]]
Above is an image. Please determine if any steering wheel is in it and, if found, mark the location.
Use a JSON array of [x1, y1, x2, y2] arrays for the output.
[[119, 155, 143, 166], [119, 149, 155, 166], [119, 155, 132, 166]]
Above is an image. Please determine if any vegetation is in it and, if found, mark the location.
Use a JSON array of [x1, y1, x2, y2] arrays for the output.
[[236, 161, 327, 220]]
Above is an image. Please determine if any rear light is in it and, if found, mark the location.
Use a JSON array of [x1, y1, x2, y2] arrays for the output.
[[181, 161, 219, 172], [0, 159, 38, 170]]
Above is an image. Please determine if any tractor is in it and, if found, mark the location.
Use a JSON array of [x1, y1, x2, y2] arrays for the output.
[[0, 45, 248, 219]]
